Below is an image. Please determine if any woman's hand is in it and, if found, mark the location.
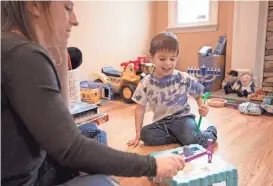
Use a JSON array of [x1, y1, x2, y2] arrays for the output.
[[155, 154, 185, 179]]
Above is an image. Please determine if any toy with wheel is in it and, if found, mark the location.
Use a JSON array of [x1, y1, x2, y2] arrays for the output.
[[93, 62, 154, 103]]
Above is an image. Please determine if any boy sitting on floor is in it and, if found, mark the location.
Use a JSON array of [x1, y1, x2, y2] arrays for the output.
[[127, 32, 217, 148]]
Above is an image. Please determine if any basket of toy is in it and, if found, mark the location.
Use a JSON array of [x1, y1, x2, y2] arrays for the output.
[[68, 69, 81, 103], [260, 96, 273, 114]]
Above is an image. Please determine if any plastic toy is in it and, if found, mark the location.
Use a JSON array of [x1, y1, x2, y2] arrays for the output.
[[69, 101, 109, 126], [80, 88, 101, 105], [207, 98, 227, 107], [80, 81, 114, 101], [260, 96, 273, 114], [120, 56, 149, 72], [224, 101, 239, 109], [247, 88, 266, 101], [93, 62, 154, 103], [149, 139, 238, 186], [187, 65, 221, 92], [196, 92, 211, 132]]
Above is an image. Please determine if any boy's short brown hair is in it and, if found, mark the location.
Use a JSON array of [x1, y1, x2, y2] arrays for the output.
[[149, 32, 180, 56]]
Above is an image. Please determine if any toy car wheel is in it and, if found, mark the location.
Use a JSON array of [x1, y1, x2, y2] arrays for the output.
[[120, 83, 137, 103], [94, 79, 103, 83]]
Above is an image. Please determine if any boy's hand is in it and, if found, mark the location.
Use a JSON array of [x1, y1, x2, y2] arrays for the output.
[[198, 104, 209, 117], [127, 134, 140, 147]]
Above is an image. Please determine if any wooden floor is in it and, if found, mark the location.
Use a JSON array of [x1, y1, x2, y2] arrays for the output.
[[99, 97, 273, 186]]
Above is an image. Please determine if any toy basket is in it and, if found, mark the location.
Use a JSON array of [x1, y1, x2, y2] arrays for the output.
[[68, 69, 81, 103]]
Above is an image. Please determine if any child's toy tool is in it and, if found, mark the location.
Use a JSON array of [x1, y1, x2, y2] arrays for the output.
[[196, 92, 211, 132]]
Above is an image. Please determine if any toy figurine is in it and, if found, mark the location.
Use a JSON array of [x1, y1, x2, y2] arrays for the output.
[[222, 70, 238, 94], [232, 72, 255, 97]]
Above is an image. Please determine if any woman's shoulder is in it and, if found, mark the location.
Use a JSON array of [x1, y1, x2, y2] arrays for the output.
[[1, 32, 48, 60]]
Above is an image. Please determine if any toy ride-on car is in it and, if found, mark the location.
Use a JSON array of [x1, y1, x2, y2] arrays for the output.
[[93, 63, 154, 103]]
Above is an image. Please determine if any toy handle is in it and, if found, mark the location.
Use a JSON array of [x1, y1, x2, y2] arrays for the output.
[[196, 92, 211, 132]]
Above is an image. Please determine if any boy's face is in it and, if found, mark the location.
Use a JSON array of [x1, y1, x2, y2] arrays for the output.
[[150, 50, 178, 78]]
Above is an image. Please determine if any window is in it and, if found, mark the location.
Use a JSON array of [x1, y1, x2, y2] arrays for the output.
[[168, 0, 219, 33]]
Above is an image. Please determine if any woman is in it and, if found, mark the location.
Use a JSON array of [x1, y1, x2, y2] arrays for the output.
[[1, 1, 185, 186]]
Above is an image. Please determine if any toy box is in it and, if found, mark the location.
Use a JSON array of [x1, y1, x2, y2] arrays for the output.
[[149, 143, 238, 186]]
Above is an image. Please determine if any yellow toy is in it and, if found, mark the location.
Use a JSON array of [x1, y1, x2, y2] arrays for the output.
[[93, 63, 154, 103], [80, 88, 101, 105]]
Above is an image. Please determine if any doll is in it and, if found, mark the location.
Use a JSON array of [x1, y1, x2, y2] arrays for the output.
[[232, 72, 255, 97], [222, 70, 238, 94]]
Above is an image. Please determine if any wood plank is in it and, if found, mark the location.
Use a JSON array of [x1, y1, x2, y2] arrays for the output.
[[263, 87, 273, 92], [265, 41, 273, 50], [267, 35, 273, 41], [265, 61, 273, 68], [263, 82, 273, 86], [265, 68, 273, 72], [265, 50, 273, 56], [268, 27, 273, 32], [268, 21, 273, 29], [264, 55, 273, 60], [264, 72, 273, 77], [266, 31, 273, 37], [269, 10, 273, 17], [264, 77, 273, 83], [268, 17, 273, 21], [270, 1, 273, 7]]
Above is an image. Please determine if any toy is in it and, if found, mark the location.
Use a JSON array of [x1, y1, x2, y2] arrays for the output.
[[222, 70, 239, 94], [232, 72, 255, 97], [80, 88, 101, 105], [80, 81, 114, 101], [207, 98, 227, 107], [247, 88, 266, 101], [196, 92, 211, 132], [69, 101, 109, 126], [120, 56, 149, 72], [260, 96, 273, 114], [187, 65, 221, 92], [100, 83, 114, 100], [93, 62, 154, 103], [149, 139, 238, 186], [223, 100, 239, 109], [238, 102, 263, 116]]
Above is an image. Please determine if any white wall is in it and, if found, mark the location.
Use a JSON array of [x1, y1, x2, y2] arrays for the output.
[[231, 1, 268, 87], [68, 1, 154, 81]]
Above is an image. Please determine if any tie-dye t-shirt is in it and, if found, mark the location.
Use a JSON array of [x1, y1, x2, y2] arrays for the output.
[[132, 70, 204, 122]]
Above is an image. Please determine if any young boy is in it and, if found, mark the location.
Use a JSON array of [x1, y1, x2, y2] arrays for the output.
[[127, 32, 217, 148]]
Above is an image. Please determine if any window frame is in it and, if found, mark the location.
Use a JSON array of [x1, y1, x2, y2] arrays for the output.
[[167, 0, 219, 33]]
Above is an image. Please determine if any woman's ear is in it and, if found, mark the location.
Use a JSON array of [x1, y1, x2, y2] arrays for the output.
[[25, 1, 42, 17]]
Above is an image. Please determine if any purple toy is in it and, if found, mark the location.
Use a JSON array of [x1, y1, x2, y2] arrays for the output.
[[179, 139, 214, 163]]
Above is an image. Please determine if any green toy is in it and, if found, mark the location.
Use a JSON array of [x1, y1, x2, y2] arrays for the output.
[[196, 92, 211, 132]]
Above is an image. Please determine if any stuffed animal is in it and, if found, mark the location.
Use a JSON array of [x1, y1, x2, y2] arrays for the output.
[[222, 70, 238, 94], [232, 72, 255, 97]]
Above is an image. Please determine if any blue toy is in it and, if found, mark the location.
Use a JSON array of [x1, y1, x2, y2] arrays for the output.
[[149, 140, 238, 186]]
